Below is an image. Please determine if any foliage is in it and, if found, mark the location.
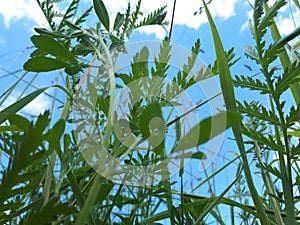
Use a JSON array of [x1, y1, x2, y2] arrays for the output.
[[1, 0, 300, 224]]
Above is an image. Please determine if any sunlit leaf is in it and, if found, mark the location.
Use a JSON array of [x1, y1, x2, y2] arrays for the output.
[[31, 35, 77, 62], [175, 111, 242, 152], [47, 119, 65, 154], [0, 125, 24, 132], [24, 56, 70, 72], [113, 12, 125, 31], [34, 28, 67, 38], [93, 0, 110, 31]]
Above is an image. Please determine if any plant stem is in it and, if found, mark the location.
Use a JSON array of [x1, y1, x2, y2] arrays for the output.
[[253, 141, 284, 224], [202, 0, 271, 223]]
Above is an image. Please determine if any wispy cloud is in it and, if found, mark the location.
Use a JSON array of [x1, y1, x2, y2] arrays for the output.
[[240, 1, 300, 36], [103, 0, 240, 37], [3, 0, 296, 42], [0, 0, 47, 28], [1, 0, 240, 37], [275, 11, 300, 35], [23, 93, 51, 115]]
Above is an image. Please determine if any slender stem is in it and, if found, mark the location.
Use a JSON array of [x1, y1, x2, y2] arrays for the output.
[[168, 0, 177, 40], [272, 96, 296, 224], [75, 28, 117, 224], [253, 141, 284, 224], [96, 31, 116, 149], [252, 2, 296, 223], [43, 56, 98, 224], [102, 183, 124, 224]]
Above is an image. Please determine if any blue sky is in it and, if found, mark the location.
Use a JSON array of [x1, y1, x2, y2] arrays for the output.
[[0, 0, 299, 222], [0, 0, 298, 113], [1, 0, 298, 112], [0, 0, 299, 177]]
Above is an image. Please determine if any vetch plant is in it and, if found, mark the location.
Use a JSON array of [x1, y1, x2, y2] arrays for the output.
[[2, 0, 299, 224]]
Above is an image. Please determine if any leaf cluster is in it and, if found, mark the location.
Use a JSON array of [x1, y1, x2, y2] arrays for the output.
[[0, 112, 76, 224], [234, 0, 300, 223]]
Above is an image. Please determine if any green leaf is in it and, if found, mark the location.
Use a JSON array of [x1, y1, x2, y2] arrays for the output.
[[0, 112, 50, 213], [113, 12, 125, 31], [65, 65, 83, 75], [34, 28, 67, 38], [75, 6, 93, 26], [266, 2, 300, 104], [132, 46, 149, 78], [258, 0, 286, 33], [75, 176, 108, 225], [129, 0, 141, 29], [23, 56, 70, 72], [149, 11, 167, 25], [28, 197, 77, 224], [139, 101, 163, 138], [139, 101, 166, 154], [275, 61, 300, 93], [233, 75, 270, 94], [0, 87, 48, 124], [47, 119, 65, 154], [292, 40, 300, 61], [244, 44, 259, 63], [265, 27, 300, 65], [64, 20, 82, 30], [241, 126, 285, 153], [31, 35, 77, 62], [57, 0, 80, 31], [175, 111, 242, 152], [113, 214, 132, 225], [257, 163, 283, 179], [237, 101, 280, 125], [190, 151, 205, 160], [93, 0, 110, 31], [140, 210, 169, 224], [63, 134, 72, 153], [109, 34, 125, 50], [286, 103, 300, 126], [116, 73, 134, 85], [0, 125, 24, 132], [135, 6, 167, 28], [202, 1, 271, 224], [8, 114, 31, 130], [288, 130, 300, 137]]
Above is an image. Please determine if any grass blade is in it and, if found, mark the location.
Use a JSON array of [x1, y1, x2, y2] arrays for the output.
[[194, 172, 240, 224], [0, 87, 48, 124], [202, 1, 271, 224]]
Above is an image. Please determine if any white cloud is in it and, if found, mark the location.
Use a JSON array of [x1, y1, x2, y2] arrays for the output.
[[0, 0, 47, 28], [240, 10, 253, 33], [135, 26, 167, 39], [3, 0, 297, 41], [23, 94, 51, 115], [102, 0, 240, 36], [276, 11, 300, 35], [102, 0, 129, 13], [2, 0, 239, 37], [99, 0, 240, 38], [240, 2, 300, 35]]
